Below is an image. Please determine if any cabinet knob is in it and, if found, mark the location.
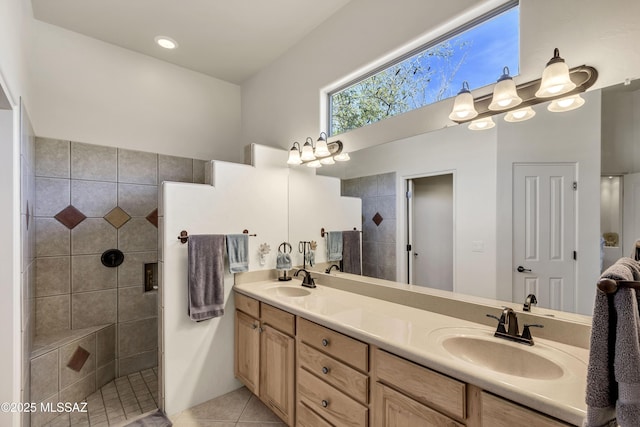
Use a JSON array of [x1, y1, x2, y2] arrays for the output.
[[251, 323, 258, 329], [321, 399, 329, 408], [322, 338, 329, 347], [321, 366, 329, 374]]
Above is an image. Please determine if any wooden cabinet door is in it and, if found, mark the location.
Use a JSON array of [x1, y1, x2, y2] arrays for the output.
[[260, 324, 295, 425], [235, 310, 260, 395], [374, 383, 463, 427]]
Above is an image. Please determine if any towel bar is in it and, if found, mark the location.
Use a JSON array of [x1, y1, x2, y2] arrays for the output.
[[597, 278, 640, 294], [320, 227, 361, 237], [177, 229, 257, 244]]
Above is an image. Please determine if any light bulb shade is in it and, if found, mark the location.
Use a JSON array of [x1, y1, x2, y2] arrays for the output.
[[300, 141, 316, 161], [320, 156, 335, 165], [448, 82, 478, 121], [535, 49, 576, 98], [547, 94, 585, 112], [468, 117, 495, 131], [314, 139, 331, 157], [488, 67, 522, 111], [287, 147, 302, 165], [334, 152, 350, 162], [504, 106, 536, 122], [306, 160, 322, 168]]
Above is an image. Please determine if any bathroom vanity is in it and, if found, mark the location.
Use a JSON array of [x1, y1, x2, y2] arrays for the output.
[[233, 275, 589, 426]]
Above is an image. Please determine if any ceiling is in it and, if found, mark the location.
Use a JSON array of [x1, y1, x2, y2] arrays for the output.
[[31, 0, 352, 85]]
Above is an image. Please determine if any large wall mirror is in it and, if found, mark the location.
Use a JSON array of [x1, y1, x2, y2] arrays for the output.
[[311, 78, 640, 316]]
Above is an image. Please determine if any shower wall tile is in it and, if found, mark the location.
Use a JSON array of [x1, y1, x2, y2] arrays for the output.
[[341, 178, 359, 198], [118, 183, 158, 217], [35, 138, 70, 178], [362, 197, 377, 224], [71, 218, 117, 255], [118, 349, 157, 377], [96, 324, 116, 367], [71, 180, 117, 217], [96, 360, 116, 389], [378, 218, 396, 243], [72, 289, 117, 328], [193, 159, 206, 184], [118, 218, 157, 252], [59, 334, 96, 389], [31, 349, 59, 402], [117, 251, 157, 287], [118, 286, 157, 322], [118, 149, 158, 185], [35, 177, 70, 217], [35, 295, 70, 336], [71, 142, 117, 182], [379, 242, 397, 264], [158, 154, 193, 183], [118, 317, 157, 358], [378, 195, 396, 220], [71, 255, 117, 292], [59, 373, 95, 405], [378, 264, 396, 281], [378, 172, 396, 196], [31, 393, 60, 427], [36, 256, 71, 297], [359, 175, 378, 198]]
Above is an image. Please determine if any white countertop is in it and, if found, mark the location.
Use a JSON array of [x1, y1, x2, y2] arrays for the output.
[[234, 279, 588, 426]]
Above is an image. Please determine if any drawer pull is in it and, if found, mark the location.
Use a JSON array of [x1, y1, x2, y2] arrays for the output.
[[321, 399, 329, 408], [251, 323, 258, 329], [322, 338, 329, 347], [321, 366, 329, 374]]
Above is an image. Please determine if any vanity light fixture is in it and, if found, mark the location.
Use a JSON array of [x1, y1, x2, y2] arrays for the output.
[[286, 142, 302, 165], [300, 137, 316, 161], [448, 81, 478, 121], [286, 134, 349, 167], [307, 160, 322, 168], [155, 36, 178, 49], [504, 106, 536, 122], [333, 152, 350, 161], [535, 48, 576, 98], [315, 132, 331, 157], [547, 94, 585, 113], [320, 156, 335, 165], [468, 116, 495, 131], [488, 67, 522, 111]]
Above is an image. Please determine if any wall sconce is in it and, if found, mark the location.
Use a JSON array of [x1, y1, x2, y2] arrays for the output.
[[287, 133, 349, 167], [450, 48, 597, 129]]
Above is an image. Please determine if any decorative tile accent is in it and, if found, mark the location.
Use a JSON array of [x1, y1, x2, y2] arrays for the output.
[[104, 207, 131, 229], [55, 205, 87, 230], [67, 346, 91, 372], [146, 209, 158, 228], [372, 212, 384, 226]]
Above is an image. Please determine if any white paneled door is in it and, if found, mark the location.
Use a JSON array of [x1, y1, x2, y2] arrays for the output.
[[513, 164, 576, 311]]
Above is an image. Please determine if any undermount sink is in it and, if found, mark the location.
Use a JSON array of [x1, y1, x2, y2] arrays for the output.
[[429, 328, 584, 380], [266, 286, 311, 297]]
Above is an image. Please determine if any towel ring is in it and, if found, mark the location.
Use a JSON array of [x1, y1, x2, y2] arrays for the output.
[[278, 242, 292, 253]]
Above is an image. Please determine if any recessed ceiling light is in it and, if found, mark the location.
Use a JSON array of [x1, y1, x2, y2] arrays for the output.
[[155, 36, 178, 49]]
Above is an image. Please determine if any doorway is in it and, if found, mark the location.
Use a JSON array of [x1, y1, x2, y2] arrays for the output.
[[407, 173, 454, 291]]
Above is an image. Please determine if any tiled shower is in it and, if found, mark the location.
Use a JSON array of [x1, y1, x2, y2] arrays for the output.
[[30, 137, 205, 425]]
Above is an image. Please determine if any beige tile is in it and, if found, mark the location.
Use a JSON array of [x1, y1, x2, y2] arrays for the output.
[[118, 149, 158, 185], [48, 412, 70, 427], [36, 256, 70, 297], [60, 373, 96, 405], [117, 251, 157, 287], [72, 289, 117, 328], [71, 142, 117, 182], [31, 349, 59, 402], [71, 180, 118, 217], [96, 360, 116, 389], [118, 286, 157, 322], [59, 334, 96, 389], [378, 171, 396, 196], [35, 295, 70, 335], [118, 183, 158, 217], [181, 387, 252, 421], [31, 393, 60, 427], [35, 177, 70, 217], [118, 218, 158, 252], [36, 218, 70, 257], [36, 137, 70, 178], [96, 324, 116, 366], [193, 159, 206, 184], [118, 318, 157, 357], [158, 155, 193, 184], [239, 394, 283, 423], [71, 254, 117, 292], [118, 349, 158, 376], [71, 218, 117, 255]]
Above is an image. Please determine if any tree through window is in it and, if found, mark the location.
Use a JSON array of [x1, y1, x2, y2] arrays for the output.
[[329, 2, 519, 135]]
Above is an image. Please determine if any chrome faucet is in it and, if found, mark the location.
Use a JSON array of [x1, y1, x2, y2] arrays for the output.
[[294, 269, 316, 288], [523, 293, 537, 312], [486, 307, 543, 346], [325, 264, 341, 274]]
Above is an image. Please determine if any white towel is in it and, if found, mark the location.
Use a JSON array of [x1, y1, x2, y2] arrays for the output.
[[327, 231, 343, 262], [226, 234, 249, 273]]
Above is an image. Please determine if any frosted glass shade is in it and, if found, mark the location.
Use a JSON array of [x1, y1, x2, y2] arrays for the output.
[[320, 156, 335, 165], [535, 49, 576, 98], [449, 91, 478, 121], [306, 160, 322, 168], [334, 152, 350, 162], [504, 106, 536, 122], [547, 94, 585, 112], [468, 117, 495, 131], [287, 147, 302, 165], [301, 142, 316, 161], [489, 77, 522, 110], [314, 139, 331, 157]]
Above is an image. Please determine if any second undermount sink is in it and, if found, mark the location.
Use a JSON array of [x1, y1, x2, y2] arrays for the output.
[[266, 286, 311, 297], [429, 328, 584, 380]]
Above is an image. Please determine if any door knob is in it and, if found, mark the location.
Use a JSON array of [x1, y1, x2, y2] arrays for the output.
[[517, 266, 532, 273]]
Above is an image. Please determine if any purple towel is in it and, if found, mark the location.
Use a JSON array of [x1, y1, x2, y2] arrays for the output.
[[187, 234, 225, 321]]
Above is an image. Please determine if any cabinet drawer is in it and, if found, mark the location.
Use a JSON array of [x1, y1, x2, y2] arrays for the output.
[[298, 368, 367, 427], [235, 292, 260, 318], [297, 401, 333, 427], [298, 342, 368, 404], [261, 303, 295, 336], [298, 318, 368, 372], [481, 392, 572, 427], [374, 348, 466, 421]]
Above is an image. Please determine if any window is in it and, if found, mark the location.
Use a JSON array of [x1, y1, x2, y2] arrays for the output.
[[329, 2, 519, 135]]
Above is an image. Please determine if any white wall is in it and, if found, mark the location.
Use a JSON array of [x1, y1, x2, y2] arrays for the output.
[[28, 19, 242, 162], [602, 86, 640, 174]]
